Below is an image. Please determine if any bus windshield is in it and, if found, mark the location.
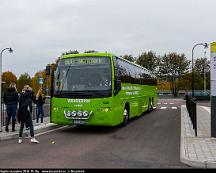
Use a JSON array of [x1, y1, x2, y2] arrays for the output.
[[54, 56, 112, 98]]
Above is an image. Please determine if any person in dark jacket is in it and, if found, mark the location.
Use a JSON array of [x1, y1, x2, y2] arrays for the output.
[[18, 86, 39, 144], [23, 85, 35, 130], [3, 84, 19, 132], [36, 88, 45, 123]]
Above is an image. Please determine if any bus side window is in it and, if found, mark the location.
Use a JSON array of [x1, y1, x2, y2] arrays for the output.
[[113, 56, 121, 80], [113, 56, 122, 95]]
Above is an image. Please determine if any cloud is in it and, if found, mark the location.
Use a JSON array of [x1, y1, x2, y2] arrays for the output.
[[0, 0, 215, 77]]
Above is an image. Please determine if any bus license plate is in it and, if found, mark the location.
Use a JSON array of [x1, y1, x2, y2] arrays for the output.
[[73, 120, 86, 125]]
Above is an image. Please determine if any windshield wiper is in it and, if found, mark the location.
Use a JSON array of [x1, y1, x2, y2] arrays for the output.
[[77, 90, 107, 97], [54, 90, 107, 97]]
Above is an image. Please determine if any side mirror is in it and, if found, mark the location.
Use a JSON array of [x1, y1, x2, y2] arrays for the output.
[[114, 79, 121, 95]]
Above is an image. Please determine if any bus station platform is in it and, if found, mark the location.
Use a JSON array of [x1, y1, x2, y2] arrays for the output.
[[0, 117, 59, 141], [181, 105, 216, 168]]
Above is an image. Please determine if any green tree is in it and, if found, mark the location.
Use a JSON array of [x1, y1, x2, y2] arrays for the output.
[[121, 54, 135, 62], [17, 72, 32, 92], [178, 72, 204, 91], [194, 57, 210, 73], [159, 52, 190, 96], [136, 51, 160, 72]]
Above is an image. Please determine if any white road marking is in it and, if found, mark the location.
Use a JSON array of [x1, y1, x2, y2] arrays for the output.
[[171, 107, 177, 109], [169, 103, 174, 105], [35, 125, 70, 137], [160, 107, 167, 109], [164, 103, 168, 105], [157, 103, 161, 105]]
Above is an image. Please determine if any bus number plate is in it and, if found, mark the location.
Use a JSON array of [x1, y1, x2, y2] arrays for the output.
[[73, 120, 86, 125]]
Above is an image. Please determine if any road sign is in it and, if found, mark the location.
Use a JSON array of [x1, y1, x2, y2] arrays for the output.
[[38, 77, 43, 85]]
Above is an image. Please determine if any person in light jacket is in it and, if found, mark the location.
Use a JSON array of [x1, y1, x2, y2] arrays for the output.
[[35, 88, 46, 123]]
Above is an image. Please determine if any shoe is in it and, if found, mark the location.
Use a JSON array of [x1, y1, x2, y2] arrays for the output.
[[5, 128, 9, 132], [31, 138, 39, 144], [18, 138, 22, 144], [25, 127, 30, 130], [12, 129, 15, 132]]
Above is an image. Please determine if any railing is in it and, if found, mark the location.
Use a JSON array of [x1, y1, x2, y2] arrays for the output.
[[0, 101, 50, 128], [185, 95, 197, 136]]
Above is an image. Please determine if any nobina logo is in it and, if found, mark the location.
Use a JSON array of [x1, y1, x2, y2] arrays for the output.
[[67, 99, 90, 103]]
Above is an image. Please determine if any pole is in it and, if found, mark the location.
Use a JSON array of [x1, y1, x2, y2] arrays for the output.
[[0, 50, 2, 132], [191, 43, 208, 98], [210, 42, 216, 137], [204, 66, 206, 93], [192, 46, 195, 97], [0, 48, 13, 132]]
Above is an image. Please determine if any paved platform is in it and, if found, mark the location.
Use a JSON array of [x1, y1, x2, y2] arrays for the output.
[[181, 105, 216, 168], [0, 117, 60, 141]]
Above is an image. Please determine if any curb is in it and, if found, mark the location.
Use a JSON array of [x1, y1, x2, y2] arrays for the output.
[[180, 105, 205, 168], [180, 105, 216, 168], [0, 123, 61, 141]]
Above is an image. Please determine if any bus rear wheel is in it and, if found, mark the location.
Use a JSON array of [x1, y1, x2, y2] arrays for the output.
[[122, 108, 129, 127]]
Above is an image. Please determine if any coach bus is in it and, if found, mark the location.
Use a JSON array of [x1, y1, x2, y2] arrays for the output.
[[46, 52, 157, 126]]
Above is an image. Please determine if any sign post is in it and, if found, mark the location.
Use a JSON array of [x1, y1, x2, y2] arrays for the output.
[[211, 42, 216, 137], [38, 77, 43, 87]]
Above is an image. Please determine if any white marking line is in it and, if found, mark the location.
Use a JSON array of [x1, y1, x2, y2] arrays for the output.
[[164, 103, 168, 105], [171, 107, 177, 109], [201, 106, 210, 113], [169, 103, 174, 105], [160, 107, 167, 109], [34, 126, 70, 137], [157, 103, 161, 105], [153, 107, 157, 109]]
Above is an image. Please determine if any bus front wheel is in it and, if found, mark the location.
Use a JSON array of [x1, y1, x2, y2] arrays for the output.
[[147, 100, 153, 112]]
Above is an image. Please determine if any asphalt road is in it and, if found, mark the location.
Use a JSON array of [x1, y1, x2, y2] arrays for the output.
[[0, 98, 191, 169]]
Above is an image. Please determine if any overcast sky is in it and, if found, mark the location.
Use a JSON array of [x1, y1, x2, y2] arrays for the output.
[[0, 0, 215, 77]]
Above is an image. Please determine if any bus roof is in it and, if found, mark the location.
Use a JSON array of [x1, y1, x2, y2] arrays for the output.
[[61, 52, 113, 59]]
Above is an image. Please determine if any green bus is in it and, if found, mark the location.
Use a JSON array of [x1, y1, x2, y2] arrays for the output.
[[47, 52, 157, 126]]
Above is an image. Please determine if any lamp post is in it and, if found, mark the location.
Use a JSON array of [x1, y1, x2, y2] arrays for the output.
[[0, 48, 13, 132], [191, 43, 208, 97]]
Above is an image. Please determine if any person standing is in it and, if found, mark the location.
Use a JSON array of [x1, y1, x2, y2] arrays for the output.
[[23, 85, 35, 130], [36, 88, 45, 123], [18, 86, 39, 144], [3, 84, 19, 132]]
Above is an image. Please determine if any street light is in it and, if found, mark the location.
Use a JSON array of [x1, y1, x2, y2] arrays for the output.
[[191, 43, 208, 97], [0, 47, 13, 132]]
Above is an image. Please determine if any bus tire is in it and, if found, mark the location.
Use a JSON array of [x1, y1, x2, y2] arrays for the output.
[[122, 108, 129, 127], [147, 100, 152, 112]]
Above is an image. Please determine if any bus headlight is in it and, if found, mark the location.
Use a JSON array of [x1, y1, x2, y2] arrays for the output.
[[83, 111, 89, 117], [77, 111, 83, 117], [64, 111, 71, 117], [71, 111, 77, 117]]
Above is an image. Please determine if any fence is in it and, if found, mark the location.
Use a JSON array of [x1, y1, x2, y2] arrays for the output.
[[1, 101, 50, 128], [185, 95, 197, 136]]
